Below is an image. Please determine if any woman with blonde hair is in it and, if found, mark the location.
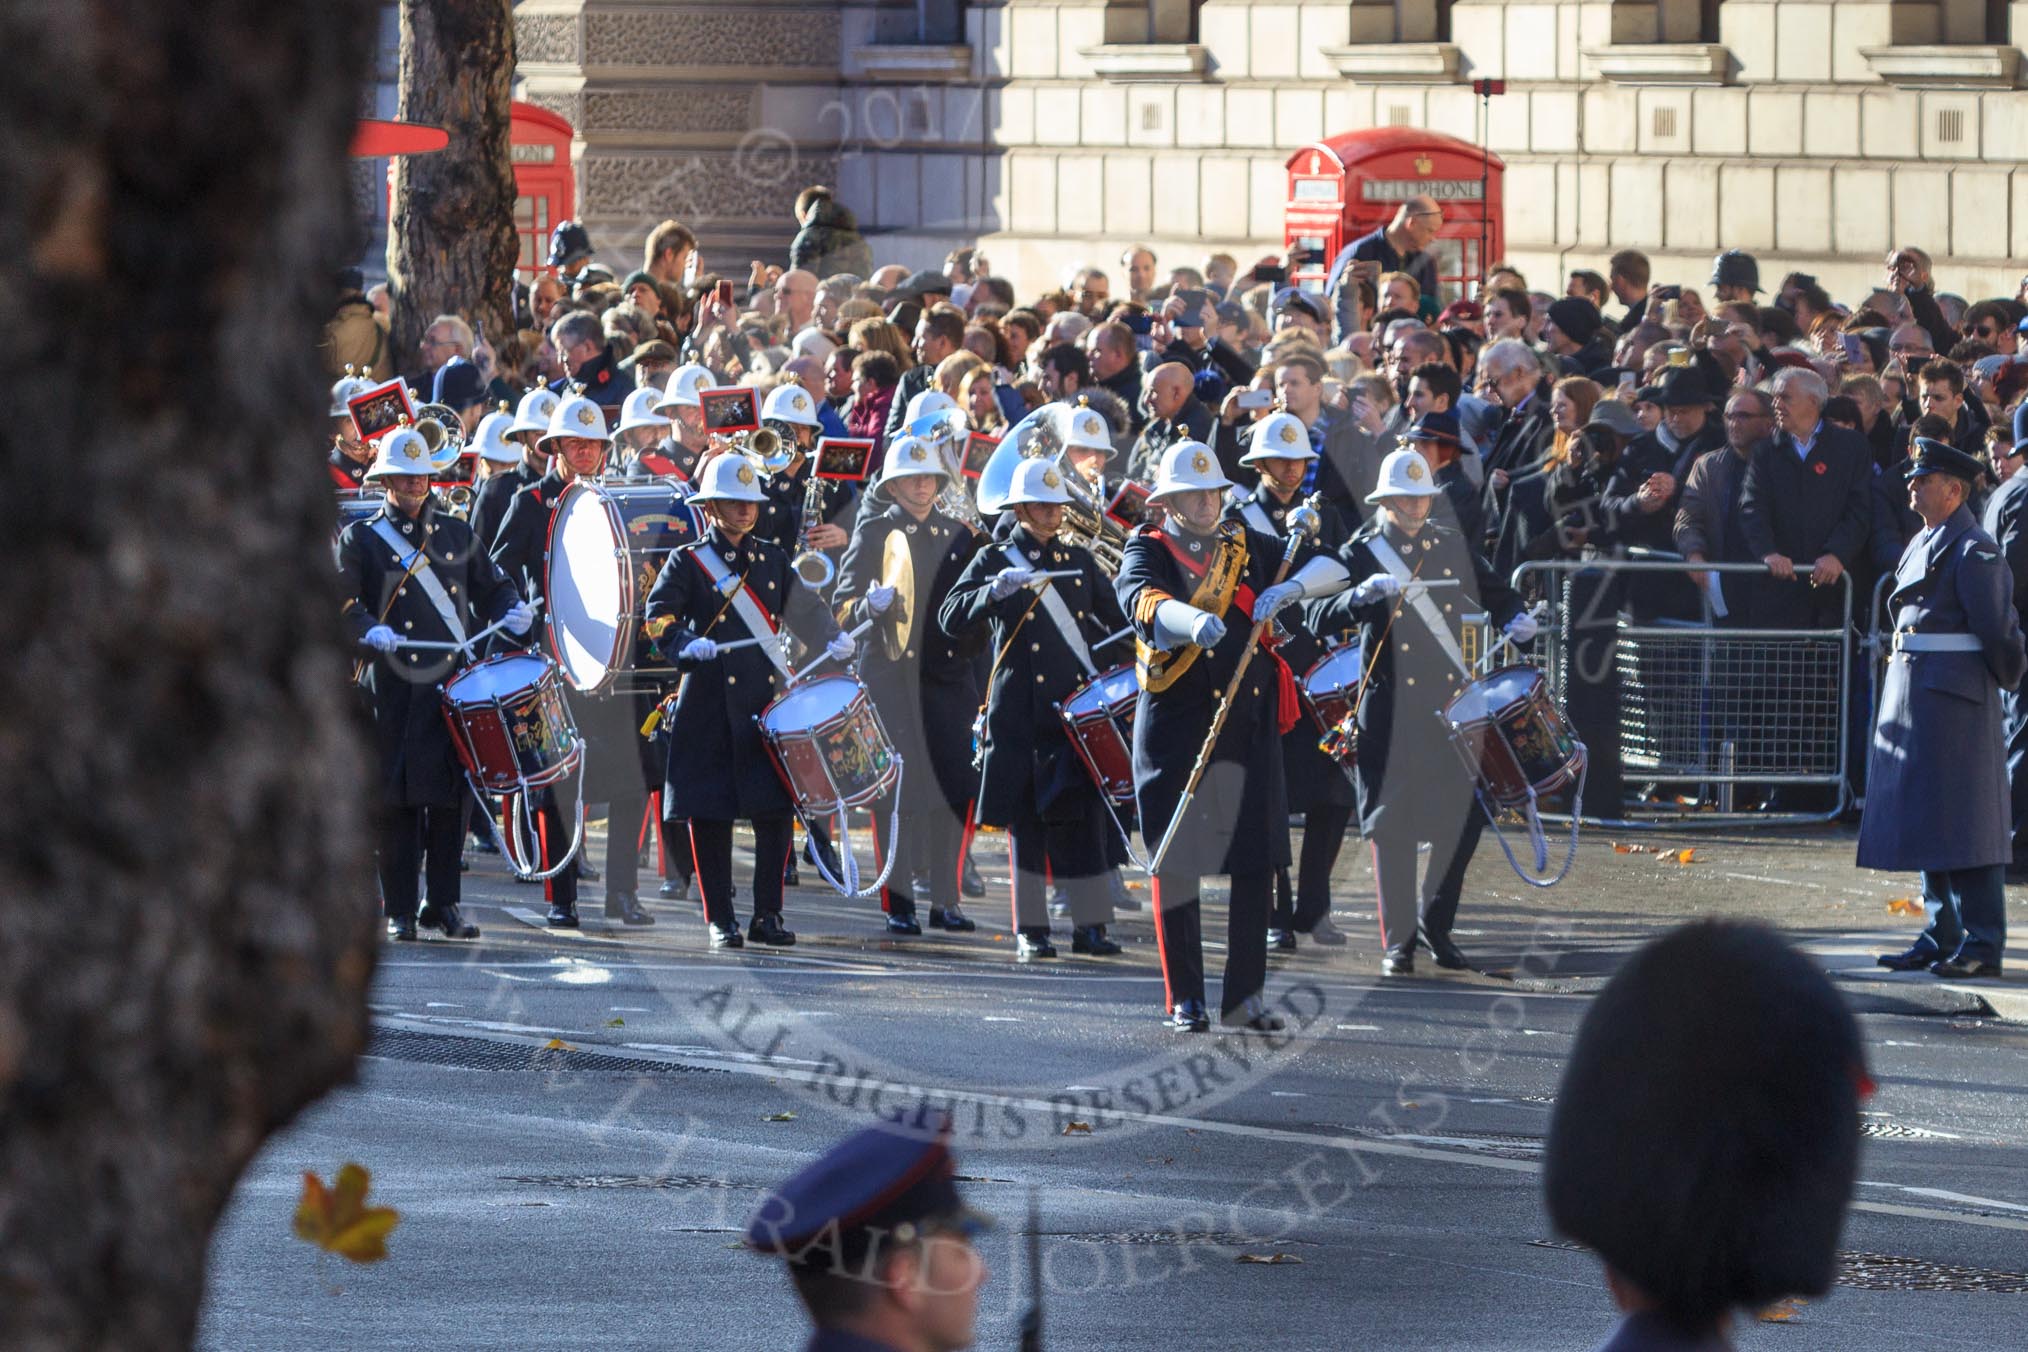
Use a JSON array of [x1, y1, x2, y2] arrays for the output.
[[848, 316, 914, 370], [958, 365, 1006, 434], [934, 349, 986, 399], [1547, 376, 1602, 466]]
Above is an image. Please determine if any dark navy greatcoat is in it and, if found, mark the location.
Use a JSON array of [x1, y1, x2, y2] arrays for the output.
[[1115, 519, 1293, 878], [469, 459, 541, 552], [1308, 516, 1522, 838], [939, 519, 1131, 828], [1225, 483, 1356, 813], [1857, 503, 2026, 871], [339, 497, 521, 807], [642, 526, 840, 822], [750, 455, 859, 561], [832, 504, 985, 815], [488, 467, 575, 601]]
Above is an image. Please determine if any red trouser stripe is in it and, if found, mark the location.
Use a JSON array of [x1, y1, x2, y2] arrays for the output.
[[1149, 876, 1174, 1010]]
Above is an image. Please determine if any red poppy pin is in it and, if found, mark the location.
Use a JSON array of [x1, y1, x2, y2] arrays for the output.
[[1813, 462, 1827, 475]]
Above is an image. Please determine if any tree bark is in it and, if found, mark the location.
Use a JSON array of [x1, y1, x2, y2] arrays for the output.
[[0, 1, 381, 1347], [386, 0, 520, 379]]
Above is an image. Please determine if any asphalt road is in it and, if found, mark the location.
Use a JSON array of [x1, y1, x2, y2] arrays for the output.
[[199, 822, 2028, 1350]]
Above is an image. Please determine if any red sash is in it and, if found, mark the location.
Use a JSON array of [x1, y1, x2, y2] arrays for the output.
[[1155, 532, 1301, 735]]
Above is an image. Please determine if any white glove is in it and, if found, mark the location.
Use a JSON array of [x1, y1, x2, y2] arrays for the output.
[[826, 631, 857, 662], [1504, 610, 1540, 646], [681, 637, 719, 662], [1351, 573, 1402, 605], [866, 584, 897, 616], [1190, 611, 1227, 648], [1252, 580, 1304, 623], [990, 567, 1037, 601], [502, 600, 536, 636], [364, 625, 398, 654]]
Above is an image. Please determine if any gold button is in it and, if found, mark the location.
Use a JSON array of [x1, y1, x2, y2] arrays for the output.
[[728, 675, 737, 685], [1400, 642, 1410, 652], [906, 649, 916, 658], [1031, 642, 1041, 652], [446, 552, 456, 561], [1443, 603, 1453, 613], [403, 621, 414, 631], [1443, 568, 1453, 577], [396, 587, 407, 597], [449, 585, 458, 595], [1036, 674, 1046, 683], [1406, 677, 1416, 686]]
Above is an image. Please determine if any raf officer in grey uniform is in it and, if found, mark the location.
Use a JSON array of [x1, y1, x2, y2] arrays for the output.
[[1865, 439, 2027, 979]]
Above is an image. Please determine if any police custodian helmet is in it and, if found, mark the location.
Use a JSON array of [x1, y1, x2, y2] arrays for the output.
[[1543, 920, 1866, 1334]]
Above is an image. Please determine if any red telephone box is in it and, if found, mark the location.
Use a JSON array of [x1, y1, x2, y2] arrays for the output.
[[1284, 129, 1503, 303], [510, 101, 576, 277], [382, 102, 577, 278]]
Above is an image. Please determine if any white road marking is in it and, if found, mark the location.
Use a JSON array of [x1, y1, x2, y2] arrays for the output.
[[1861, 1183, 2028, 1214], [374, 1013, 2028, 1235]]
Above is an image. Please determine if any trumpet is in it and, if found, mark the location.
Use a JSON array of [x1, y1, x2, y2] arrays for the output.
[[725, 426, 790, 474]]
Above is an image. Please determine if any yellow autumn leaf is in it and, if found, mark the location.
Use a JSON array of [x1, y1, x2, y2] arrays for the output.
[[1886, 897, 1922, 916], [1673, 848, 1696, 865], [543, 1038, 574, 1051], [293, 1164, 399, 1264], [605, 1017, 625, 1028]]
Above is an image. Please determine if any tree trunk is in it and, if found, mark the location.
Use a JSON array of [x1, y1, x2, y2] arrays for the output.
[[386, 0, 520, 380], [0, 1, 381, 1347]]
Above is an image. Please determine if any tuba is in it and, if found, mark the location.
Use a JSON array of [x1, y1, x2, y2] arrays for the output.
[[412, 402, 468, 467], [911, 406, 983, 530]]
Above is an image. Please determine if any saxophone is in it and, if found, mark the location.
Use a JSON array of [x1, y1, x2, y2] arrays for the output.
[[791, 466, 835, 589]]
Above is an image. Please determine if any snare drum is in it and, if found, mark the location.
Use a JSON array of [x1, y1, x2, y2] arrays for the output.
[[758, 675, 900, 814], [545, 479, 705, 694], [1299, 640, 1365, 736], [441, 652, 583, 792], [1441, 665, 1584, 809], [333, 491, 382, 556], [1054, 663, 1139, 806]]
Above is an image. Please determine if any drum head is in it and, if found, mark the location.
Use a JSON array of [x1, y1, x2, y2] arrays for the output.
[[762, 675, 858, 732], [1447, 666, 1540, 725], [445, 652, 550, 704], [546, 483, 628, 693], [1305, 642, 1365, 695]]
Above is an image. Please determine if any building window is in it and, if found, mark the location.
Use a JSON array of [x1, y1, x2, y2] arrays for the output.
[[1611, 0, 1720, 44], [1102, 0, 1200, 44], [872, 0, 967, 45]]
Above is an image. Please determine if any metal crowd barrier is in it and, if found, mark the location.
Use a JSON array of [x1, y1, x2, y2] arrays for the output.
[[1508, 558, 1855, 828]]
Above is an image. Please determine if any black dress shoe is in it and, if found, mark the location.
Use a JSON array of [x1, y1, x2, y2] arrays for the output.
[[709, 923, 745, 950], [386, 915, 419, 942], [749, 913, 797, 946], [1016, 928, 1058, 960], [659, 876, 686, 899], [604, 892, 655, 926], [1220, 995, 1286, 1032], [1931, 955, 2004, 979], [546, 902, 580, 929], [576, 859, 600, 883], [808, 836, 842, 880], [886, 913, 922, 936], [961, 856, 986, 898], [1267, 927, 1297, 952], [1167, 998, 1211, 1032], [1381, 949, 1414, 976], [1301, 915, 1347, 946], [1424, 932, 1470, 970], [930, 905, 976, 933], [1877, 947, 1940, 972], [417, 903, 479, 939], [1071, 924, 1120, 956]]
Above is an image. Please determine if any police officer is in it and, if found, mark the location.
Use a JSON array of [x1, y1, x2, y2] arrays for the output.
[[1866, 439, 2026, 979], [833, 435, 985, 935], [940, 457, 1132, 959], [491, 394, 658, 927], [1117, 441, 1334, 1032], [1545, 922, 1865, 1351], [469, 386, 558, 551], [746, 1119, 991, 1352], [1232, 412, 1353, 949], [644, 452, 853, 949], [339, 427, 533, 940], [1293, 448, 1531, 976]]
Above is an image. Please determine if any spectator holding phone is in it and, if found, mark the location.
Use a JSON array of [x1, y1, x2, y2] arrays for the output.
[[1158, 289, 1256, 407], [1323, 194, 1444, 347]]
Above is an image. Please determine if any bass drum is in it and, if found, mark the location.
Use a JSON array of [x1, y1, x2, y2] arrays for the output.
[[545, 479, 704, 694]]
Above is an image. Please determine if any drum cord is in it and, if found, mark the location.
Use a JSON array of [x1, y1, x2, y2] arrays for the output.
[[487, 754, 589, 881], [1474, 756, 1585, 889], [800, 761, 905, 899]]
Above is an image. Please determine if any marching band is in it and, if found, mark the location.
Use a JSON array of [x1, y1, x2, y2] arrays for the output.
[[334, 358, 1585, 1029]]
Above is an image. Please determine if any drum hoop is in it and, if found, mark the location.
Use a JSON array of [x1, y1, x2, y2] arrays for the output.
[[544, 480, 634, 697], [442, 666, 582, 791]]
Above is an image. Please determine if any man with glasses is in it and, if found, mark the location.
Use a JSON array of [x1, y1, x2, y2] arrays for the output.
[[1965, 300, 2018, 356], [1325, 194, 1443, 346], [416, 314, 471, 386], [1677, 389, 1775, 621], [1740, 367, 1873, 633], [546, 309, 633, 413]]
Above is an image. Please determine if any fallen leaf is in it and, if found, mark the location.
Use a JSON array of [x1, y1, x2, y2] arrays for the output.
[[1757, 1298, 1806, 1323], [1611, 842, 1634, 854], [1061, 1121, 1093, 1135], [605, 1017, 625, 1028], [293, 1164, 400, 1264], [543, 1038, 574, 1052], [1237, 1252, 1305, 1265], [1673, 848, 1696, 865], [1886, 897, 1922, 917], [765, 1112, 797, 1122]]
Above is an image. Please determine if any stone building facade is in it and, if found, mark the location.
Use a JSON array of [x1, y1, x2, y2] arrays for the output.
[[513, 0, 2028, 301]]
